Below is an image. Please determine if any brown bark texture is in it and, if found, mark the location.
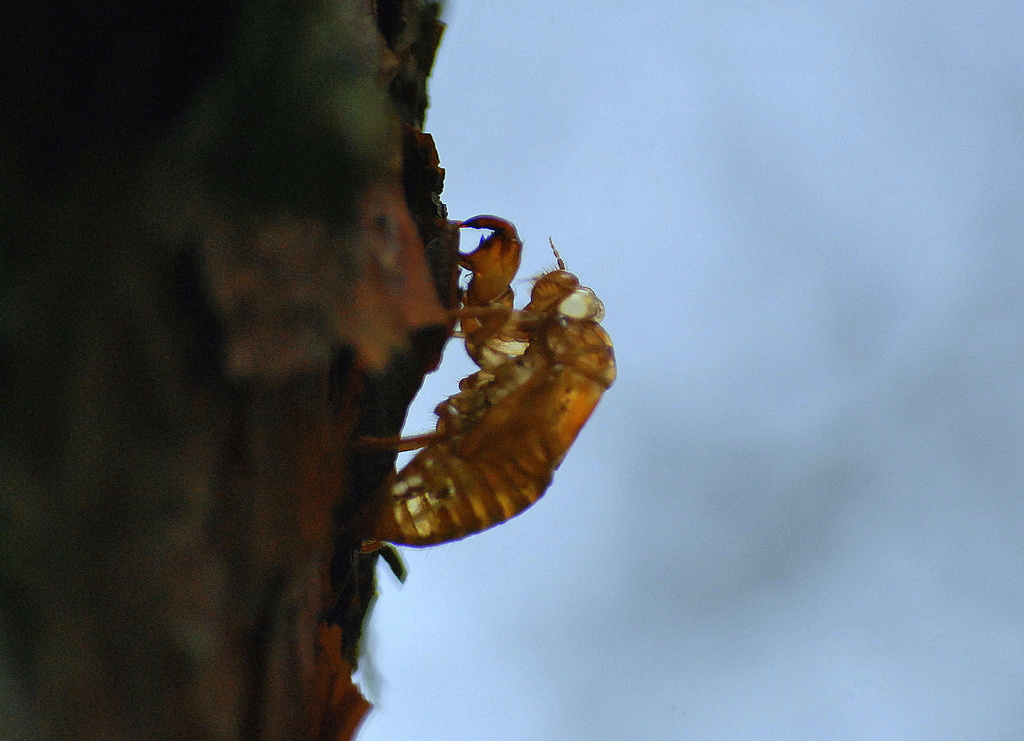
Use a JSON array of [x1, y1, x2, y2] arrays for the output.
[[0, 1, 455, 739]]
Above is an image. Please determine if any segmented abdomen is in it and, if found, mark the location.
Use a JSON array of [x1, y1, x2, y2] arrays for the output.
[[375, 364, 607, 546]]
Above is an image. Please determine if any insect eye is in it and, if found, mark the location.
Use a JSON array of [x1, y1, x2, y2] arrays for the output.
[[558, 287, 604, 321]]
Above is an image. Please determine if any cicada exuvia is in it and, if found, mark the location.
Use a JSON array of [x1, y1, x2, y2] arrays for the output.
[[365, 216, 615, 546]]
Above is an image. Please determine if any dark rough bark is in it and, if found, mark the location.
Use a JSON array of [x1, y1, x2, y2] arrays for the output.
[[0, 1, 451, 739]]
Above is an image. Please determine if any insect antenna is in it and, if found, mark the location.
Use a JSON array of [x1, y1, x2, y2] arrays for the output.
[[548, 238, 567, 271]]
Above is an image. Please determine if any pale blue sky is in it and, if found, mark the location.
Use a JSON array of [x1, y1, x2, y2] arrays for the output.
[[357, 2, 1024, 739]]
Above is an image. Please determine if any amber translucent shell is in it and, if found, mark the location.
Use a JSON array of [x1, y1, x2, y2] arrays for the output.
[[377, 326, 613, 545], [372, 217, 615, 546]]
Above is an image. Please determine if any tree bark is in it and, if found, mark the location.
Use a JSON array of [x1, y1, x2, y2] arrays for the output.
[[0, 1, 452, 739]]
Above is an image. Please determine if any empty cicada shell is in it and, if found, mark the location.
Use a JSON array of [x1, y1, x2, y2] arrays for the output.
[[369, 216, 615, 546]]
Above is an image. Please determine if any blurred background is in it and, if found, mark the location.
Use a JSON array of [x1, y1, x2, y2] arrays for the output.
[[357, 1, 1024, 738]]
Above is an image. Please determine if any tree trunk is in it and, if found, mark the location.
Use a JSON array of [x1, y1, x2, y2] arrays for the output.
[[0, 1, 452, 739]]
